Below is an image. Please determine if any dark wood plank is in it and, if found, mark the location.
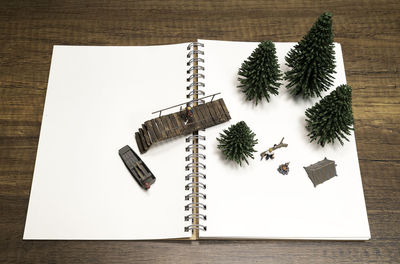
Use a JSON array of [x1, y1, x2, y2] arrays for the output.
[[199, 103, 215, 127], [190, 105, 201, 127], [144, 120, 158, 143], [1, 0, 399, 263], [141, 124, 152, 146], [205, 101, 219, 125], [168, 114, 180, 135], [193, 104, 208, 128], [172, 112, 185, 132], [150, 119, 162, 141], [138, 128, 149, 151], [135, 132, 145, 154], [199, 104, 212, 128], [212, 100, 225, 122], [195, 104, 207, 126], [164, 114, 177, 137], [159, 115, 172, 138], [217, 99, 231, 120], [154, 117, 167, 140]]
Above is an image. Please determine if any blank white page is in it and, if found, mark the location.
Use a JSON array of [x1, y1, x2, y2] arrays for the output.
[[24, 44, 189, 239], [201, 39, 370, 240]]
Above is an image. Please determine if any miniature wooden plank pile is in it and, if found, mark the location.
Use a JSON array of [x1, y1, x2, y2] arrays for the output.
[[135, 98, 231, 154]]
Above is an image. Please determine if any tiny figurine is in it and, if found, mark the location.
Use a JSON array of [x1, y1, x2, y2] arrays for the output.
[[260, 137, 288, 161], [119, 145, 156, 190], [238, 40, 282, 105], [304, 157, 337, 187], [184, 105, 194, 125], [217, 121, 258, 166], [277, 162, 290, 175]]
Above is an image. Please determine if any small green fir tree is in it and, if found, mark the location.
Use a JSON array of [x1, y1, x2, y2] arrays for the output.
[[217, 121, 258, 166], [238, 40, 282, 105], [305, 84, 354, 147], [285, 12, 336, 98]]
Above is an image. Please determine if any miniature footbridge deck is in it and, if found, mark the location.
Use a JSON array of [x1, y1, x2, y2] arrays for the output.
[[135, 98, 231, 154]]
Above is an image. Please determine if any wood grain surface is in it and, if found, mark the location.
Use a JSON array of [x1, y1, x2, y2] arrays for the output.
[[0, 0, 399, 263]]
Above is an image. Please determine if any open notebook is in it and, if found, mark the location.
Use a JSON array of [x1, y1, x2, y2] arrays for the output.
[[24, 39, 370, 240]]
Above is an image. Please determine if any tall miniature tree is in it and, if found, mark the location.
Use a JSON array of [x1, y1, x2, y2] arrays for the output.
[[305, 84, 354, 147], [285, 12, 336, 98], [238, 40, 282, 105], [217, 121, 258, 166]]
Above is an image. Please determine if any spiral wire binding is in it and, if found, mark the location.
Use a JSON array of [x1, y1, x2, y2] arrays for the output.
[[186, 81, 205, 91], [184, 42, 207, 234], [185, 172, 206, 180], [185, 135, 206, 142], [185, 213, 207, 221], [186, 143, 206, 152], [185, 153, 206, 162], [187, 65, 204, 74]]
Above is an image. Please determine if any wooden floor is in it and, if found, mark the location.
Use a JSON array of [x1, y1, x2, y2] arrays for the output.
[[0, 1, 399, 263], [136, 99, 231, 153]]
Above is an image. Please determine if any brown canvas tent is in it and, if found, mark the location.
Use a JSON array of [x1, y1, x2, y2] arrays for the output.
[[304, 158, 337, 187]]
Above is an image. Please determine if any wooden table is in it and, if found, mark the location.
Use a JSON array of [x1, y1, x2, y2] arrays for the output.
[[1, 1, 399, 263]]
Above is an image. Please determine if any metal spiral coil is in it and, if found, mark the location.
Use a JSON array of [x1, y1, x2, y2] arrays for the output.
[[185, 162, 206, 171], [187, 50, 204, 58], [185, 153, 206, 161], [185, 143, 206, 152], [185, 202, 207, 211], [186, 90, 205, 98], [185, 182, 206, 191], [184, 42, 207, 233], [187, 42, 204, 50], [184, 224, 207, 232], [186, 57, 204, 66], [187, 65, 204, 74], [187, 73, 205, 82], [185, 135, 206, 142], [185, 213, 207, 221], [185, 172, 206, 180], [186, 82, 205, 90], [185, 192, 207, 200]]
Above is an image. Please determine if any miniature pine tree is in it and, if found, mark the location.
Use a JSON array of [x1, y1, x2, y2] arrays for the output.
[[285, 12, 336, 98], [217, 121, 258, 166], [305, 84, 354, 147], [238, 40, 282, 105]]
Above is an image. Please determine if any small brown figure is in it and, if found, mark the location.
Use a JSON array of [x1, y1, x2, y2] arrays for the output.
[[260, 137, 288, 161], [277, 162, 290, 175]]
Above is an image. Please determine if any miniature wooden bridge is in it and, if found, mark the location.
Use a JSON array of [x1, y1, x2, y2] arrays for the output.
[[135, 97, 231, 154]]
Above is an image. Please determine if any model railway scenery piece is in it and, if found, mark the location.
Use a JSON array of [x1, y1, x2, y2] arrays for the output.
[[119, 145, 156, 190], [238, 40, 282, 105], [135, 94, 231, 154], [277, 162, 290, 175], [260, 137, 288, 161], [305, 84, 354, 147], [304, 158, 338, 187], [285, 12, 336, 99], [217, 121, 258, 166]]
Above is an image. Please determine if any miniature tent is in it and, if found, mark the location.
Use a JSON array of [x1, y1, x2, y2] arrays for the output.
[[304, 158, 337, 187]]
